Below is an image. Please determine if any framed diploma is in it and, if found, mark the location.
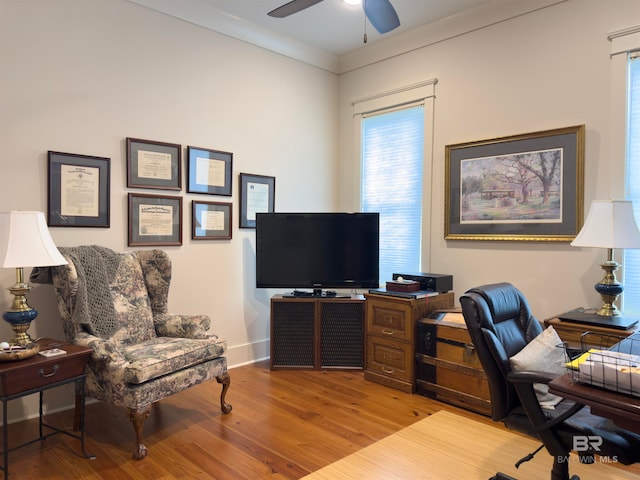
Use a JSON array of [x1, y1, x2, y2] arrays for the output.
[[192, 201, 232, 240], [47, 151, 110, 227], [187, 146, 233, 196], [126, 137, 181, 191], [128, 193, 182, 246], [239, 173, 275, 229]]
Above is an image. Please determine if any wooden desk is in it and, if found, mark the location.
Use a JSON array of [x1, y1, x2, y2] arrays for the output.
[[548, 332, 640, 434], [549, 374, 640, 434], [0, 338, 94, 479]]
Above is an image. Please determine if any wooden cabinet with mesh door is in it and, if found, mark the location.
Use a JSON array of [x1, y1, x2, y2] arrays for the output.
[[270, 295, 365, 370]]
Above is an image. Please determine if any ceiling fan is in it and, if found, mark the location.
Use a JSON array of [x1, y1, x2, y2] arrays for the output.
[[268, 0, 400, 35]]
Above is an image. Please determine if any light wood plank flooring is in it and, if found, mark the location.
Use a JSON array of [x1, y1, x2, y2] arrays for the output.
[[4, 361, 640, 479], [303, 410, 640, 480]]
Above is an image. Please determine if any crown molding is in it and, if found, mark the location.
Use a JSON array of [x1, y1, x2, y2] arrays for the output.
[[128, 0, 566, 75]]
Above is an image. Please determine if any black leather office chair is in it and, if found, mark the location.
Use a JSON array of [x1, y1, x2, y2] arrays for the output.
[[460, 282, 640, 480]]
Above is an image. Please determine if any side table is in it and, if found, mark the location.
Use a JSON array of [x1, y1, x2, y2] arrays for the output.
[[544, 316, 639, 349], [0, 338, 94, 479]]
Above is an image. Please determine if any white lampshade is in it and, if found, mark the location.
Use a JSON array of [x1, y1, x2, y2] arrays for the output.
[[0, 211, 67, 268], [571, 200, 640, 249]]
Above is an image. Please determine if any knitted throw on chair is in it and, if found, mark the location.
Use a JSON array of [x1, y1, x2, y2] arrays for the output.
[[32, 245, 121, 338]]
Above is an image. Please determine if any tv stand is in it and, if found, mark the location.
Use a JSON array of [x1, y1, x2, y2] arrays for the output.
[[270, 294, 365, 370]]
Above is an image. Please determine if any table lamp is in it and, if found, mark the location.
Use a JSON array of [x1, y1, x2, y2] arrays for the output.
[[571, 200, 640, 316], [0, 211, 67, 345]]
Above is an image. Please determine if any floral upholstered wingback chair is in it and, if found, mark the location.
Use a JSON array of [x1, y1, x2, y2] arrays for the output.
[[31, 246, 231, 460]]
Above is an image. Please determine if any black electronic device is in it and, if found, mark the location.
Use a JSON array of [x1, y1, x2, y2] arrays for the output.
[[558, 310, 638, 330], [256, 212, 379, 294], [392, 272, 453, 292]]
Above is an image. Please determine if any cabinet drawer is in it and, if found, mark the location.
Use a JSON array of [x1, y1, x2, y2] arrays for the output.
[[366, 336, 412, 382], [0, 354, 88, 397], [543, 317, 637, 349], [366, 301, 412, 341]]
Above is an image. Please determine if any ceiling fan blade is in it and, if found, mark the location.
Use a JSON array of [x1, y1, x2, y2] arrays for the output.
[[363, 0, 400, 34], [268, 0, 325, 18]]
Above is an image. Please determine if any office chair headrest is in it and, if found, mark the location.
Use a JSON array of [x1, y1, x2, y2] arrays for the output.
[[467, 282, 525, 325]]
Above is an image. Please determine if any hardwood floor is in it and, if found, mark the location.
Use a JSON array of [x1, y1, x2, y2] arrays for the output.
[[4, 361, 640, 479]]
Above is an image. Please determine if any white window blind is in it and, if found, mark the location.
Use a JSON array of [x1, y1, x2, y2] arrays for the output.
[[361, 105, 424, 285], [623, 54, 640, 315]]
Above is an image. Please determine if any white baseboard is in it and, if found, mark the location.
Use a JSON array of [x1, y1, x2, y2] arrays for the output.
[[226, 338, 270, 368]]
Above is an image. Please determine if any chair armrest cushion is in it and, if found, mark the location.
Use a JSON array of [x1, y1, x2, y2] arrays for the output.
[[508, 368, 565, 412], [154, 313, 214, 339], [75, 331, 127, 369], [507, 369, 560, 385]]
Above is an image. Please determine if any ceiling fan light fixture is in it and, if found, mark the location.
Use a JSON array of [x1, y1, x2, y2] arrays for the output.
[[269, 0, 400, 36]]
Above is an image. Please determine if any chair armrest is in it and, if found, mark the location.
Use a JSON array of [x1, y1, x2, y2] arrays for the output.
[[75, 331, 127, 369], [154, 313, 214, 339], [507, 369, 586, 435], [507, 369, 551, 414], [507, 369, 560, 385]]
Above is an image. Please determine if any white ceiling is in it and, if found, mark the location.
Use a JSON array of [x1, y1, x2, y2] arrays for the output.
[[128, 0, 564, 73], [129, 1, 490, 54], [193, 0, 492, 56]]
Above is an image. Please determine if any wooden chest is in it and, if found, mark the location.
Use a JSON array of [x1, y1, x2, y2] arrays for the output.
[[415, 311, 491, 416]]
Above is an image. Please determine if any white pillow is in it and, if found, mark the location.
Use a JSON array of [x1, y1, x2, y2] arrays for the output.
[[509, 326, 566, 409]]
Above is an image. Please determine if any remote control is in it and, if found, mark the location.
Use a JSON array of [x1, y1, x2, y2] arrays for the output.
[[38, 348, 67, 358]]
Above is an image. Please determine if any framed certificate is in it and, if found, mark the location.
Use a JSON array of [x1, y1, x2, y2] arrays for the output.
[[239, 173, 275, 229], [187, 147, 233, 196], [192, 201, 232, 240], [47, 151, 110, 227], [128, 193, 182, 246], [126, 138, 181, 191]]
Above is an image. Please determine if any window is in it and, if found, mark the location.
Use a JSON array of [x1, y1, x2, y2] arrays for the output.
[[352, 80, 436, 286], [361, 105, 424, 284], [623, 53, 640, 315]]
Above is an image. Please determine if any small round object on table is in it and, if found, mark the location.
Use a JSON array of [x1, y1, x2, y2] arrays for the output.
[[0, 343, 40, 362]]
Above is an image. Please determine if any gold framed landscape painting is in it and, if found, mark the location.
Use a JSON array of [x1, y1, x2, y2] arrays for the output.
[[445, 125, 585, 242]]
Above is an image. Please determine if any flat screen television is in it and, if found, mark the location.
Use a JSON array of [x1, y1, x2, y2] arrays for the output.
[[255, 212, 379, 295]]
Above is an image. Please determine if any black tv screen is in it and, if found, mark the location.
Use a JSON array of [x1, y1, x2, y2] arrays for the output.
[[255, 212, 379, 292]]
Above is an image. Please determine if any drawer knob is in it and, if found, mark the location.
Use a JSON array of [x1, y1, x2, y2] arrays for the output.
[[382, 367, 395, 374], [382, 329, 395, 336], [39, 365, 59, 378]]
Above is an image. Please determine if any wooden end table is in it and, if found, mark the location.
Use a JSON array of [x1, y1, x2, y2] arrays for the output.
[[0, 338, 94, 479], [544, 316, 638, 349]]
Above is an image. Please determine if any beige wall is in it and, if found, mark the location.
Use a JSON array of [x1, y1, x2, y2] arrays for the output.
[[338, 0, 640, 320], [1, 0, 639, 422], [0, 0, 338, 420]]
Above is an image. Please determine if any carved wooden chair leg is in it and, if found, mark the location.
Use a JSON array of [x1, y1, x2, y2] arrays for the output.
[[216, 372, 232, 414], [127, 405, 152, 460]]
